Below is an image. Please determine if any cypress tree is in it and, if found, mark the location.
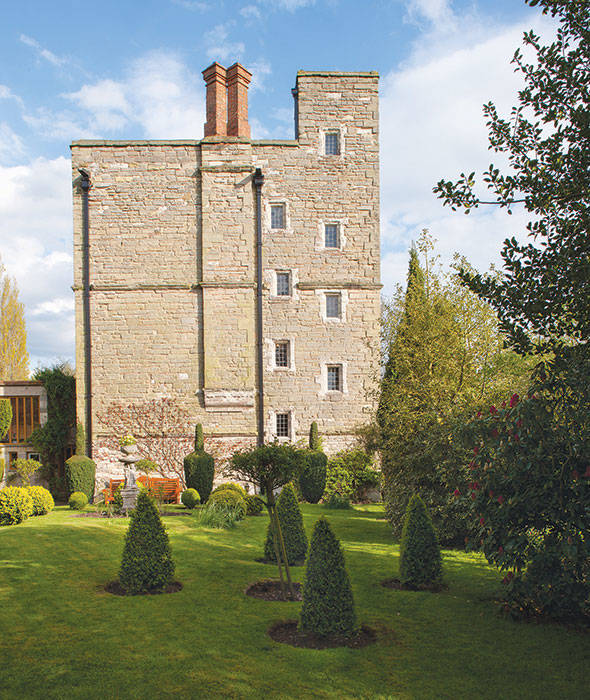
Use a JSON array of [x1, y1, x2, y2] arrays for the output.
[[309, 421, 320, 450], [264, 482, 308, 565], [299, 516, 357, 638], [119, 491, 175, 593], [0, 399, 12, 440], [399, 494, 442, 588]]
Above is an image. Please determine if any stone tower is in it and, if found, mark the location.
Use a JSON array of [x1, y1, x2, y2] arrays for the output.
[[71, 63, 380, 480]]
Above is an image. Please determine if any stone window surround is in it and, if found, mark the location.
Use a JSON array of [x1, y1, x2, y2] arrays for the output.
[[267, 268, 299, 299], [315, 288, 348, 323], [268, 408, 296, 442], [318, 126, 346, 158], [265, 199, 293, 234], [316, 219, 347, 251], [317, 360, 349, 397], [275, 340, 290, 368], [266, 336, 296, 372]]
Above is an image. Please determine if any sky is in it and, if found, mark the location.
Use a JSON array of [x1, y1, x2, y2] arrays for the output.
[[0, 0, 556, 372]]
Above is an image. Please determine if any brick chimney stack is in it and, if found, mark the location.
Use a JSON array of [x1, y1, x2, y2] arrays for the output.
[[202, 62, 227, 137], [227, 63, 252, 139]]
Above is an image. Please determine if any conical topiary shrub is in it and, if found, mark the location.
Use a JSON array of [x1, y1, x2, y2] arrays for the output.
[[119, 490, 175, 594], [299, 516, 357, 638], [299, 422, 327, 504], [264, 482, 308, 565], [183, 423, 215, 503], [399, 494, 442, 588]]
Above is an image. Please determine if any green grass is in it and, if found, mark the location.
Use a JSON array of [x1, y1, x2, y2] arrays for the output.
[[0, 504, 588, 699]]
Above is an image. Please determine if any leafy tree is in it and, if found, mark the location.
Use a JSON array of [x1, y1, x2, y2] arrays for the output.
[[434, 0, 590, 619], [0, 258, 28, 380], [378, 233, 531, 543], [30, 364, 76, 495], [299, 516, 357, 638], [230, 443, 304, 599], [0, 399, 12, 440]]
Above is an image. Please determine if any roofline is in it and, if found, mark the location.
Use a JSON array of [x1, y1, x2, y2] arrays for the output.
[[296, 70, 378, 77], [71, 139, 300, 148], [0, 381, 43, 386]]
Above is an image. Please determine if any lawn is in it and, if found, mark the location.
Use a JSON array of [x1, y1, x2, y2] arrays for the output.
[[0, 503, 587, 699]]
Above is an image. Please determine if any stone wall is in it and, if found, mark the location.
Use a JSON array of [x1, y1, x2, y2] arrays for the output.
[[71, 69, 380, 484]]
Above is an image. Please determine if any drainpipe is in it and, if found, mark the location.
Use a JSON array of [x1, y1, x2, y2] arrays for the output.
[[253, 168, 265, 447], [78, 168, 93, 459]]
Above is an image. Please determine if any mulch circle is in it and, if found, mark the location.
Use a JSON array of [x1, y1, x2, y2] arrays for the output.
[[255, 557, 305, 567], [268, 620, 377, 649], [104, 580, 183, 596], [380, 578, 447, 593], [245, 579, 302, 601]]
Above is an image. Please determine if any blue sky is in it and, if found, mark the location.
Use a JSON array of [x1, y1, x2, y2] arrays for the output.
[[0, 0, 554, 370]]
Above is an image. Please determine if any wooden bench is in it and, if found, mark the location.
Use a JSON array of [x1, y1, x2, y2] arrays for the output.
[[102, 476, 180, 504]]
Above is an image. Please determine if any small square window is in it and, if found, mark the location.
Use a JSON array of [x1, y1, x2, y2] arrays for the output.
[[271, 204, 285, 229], [325, 293, 341, 319], [327, 365, 342, 391], [276, 272, 290, 296], [325, 131, 340, 155], [276, 412, 289, 437], [324, 223, 340, 248], [275, 341, 289, 368]]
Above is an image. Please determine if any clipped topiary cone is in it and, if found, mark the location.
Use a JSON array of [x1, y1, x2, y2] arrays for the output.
[[299, 516, 357, 638], [264, 482, 308, 565], [399, 494, 442, 588], [119, 490, 175, 594]]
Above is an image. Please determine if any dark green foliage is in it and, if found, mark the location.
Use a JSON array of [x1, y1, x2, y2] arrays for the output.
[[184, 450, 214, 504], [230, 443, 304, 497], [213, 482, 247, 498], [0, 399, 12, 440], [399, 495, 443, 588], [324, 494, 351, 509], [299, 450, 327, 503], [264, 483, 308, 564], [30, 364, 76, 496], [194, 423, 204, 452], [68, 491, 88, 511], [245, 494, 264, 515], [326, 449, 380, 502], [75, 422, 85, 455], [324, 463, 354, 501], [299, 516, 357, 638], [309, 421, 321, 450], [208, 488, 246, 519], [64, 454, 96, 502], [26, 486, 54, 515], [0, 486, 34, 525], [119, 491, 175, 594], [181, 488, 200, 509]]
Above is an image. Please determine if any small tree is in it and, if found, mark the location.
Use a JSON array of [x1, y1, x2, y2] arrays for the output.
[[0, 257, 29, 380], [230, 443, 304, 599], [264, 482, 308, 564], [119, 491, 175, 594], [309, 421, 322, 451], [184, 423, 215, 502], [299, 516, 357, 638], [0, 399, 12, 440], [12, 458, 41, 487], [399, 494, 443, 588]]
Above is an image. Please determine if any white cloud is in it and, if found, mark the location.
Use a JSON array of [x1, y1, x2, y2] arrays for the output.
[[204, 23, 246, 62], [248, 59, 272, 92], [0, 85, 25, 109], [240, 4, 262, 20], [258, 0, 316, 11], [0, 124, 26, 164], [379, 12, 557, 296], [0, 156, 74, 368], [171, 0, 210, 10], [60, 51, 206, 139], [404, 0, 456, 29], [19, 34, 67, 67]]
